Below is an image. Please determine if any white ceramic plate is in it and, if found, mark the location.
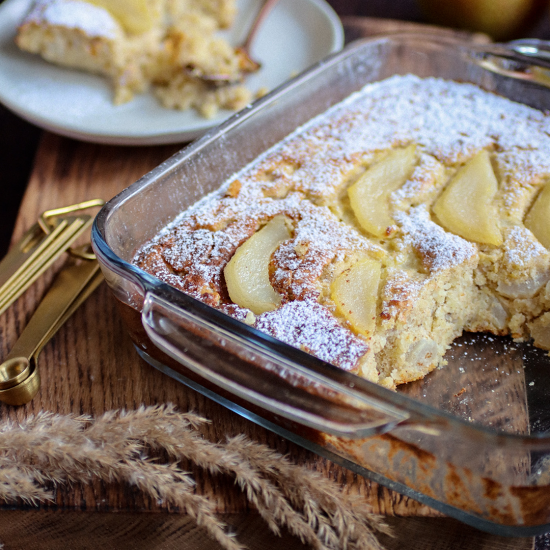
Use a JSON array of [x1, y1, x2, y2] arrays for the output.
[[0, 0, 343, 145]]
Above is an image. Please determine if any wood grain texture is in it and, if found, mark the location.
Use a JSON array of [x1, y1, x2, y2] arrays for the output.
[[0, 512, 535, 550], [0, 17, 536, 550]]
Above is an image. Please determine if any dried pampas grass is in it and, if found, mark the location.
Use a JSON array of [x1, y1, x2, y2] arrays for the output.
[[0, 405, 389, 550]]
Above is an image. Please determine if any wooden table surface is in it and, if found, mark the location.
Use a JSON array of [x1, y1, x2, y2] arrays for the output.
[[0, 3, 548, 549]]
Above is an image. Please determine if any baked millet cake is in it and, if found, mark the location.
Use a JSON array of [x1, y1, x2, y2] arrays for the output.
[[15, 0, 252, 117], [134, 75, 550, 389]]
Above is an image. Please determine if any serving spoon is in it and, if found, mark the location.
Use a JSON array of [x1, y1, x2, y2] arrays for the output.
[[186, 0, 280, 85]]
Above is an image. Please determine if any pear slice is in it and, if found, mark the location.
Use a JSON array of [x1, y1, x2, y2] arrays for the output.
[[331, 258, 381, 336], [224, 216, 291, 315], [87, 0, 157, 34], [525, 182, 550, 250], [433, 150, 502, 246], [348, 145, 416, 237]]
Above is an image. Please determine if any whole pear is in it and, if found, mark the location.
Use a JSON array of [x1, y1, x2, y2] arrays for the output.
[[417, 0, 547, 40]]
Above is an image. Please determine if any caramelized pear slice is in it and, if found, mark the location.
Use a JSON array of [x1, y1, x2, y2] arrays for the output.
[[87, 0, 156, 34], [348, 145, 416, 237], [224, 216, 291, 315], [433, 150, 502, 245], [331, 259, 381, 336], [525, 182, 550, 250]]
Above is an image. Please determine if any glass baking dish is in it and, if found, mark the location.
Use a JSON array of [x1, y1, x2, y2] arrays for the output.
[[91, 34, 550, 536]]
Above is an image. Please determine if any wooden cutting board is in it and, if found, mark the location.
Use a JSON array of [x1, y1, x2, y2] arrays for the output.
[[0, 17, 534, 550]]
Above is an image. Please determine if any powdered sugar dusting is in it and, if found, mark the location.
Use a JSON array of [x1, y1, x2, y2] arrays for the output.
[[391, 153, 444, 207], [395, 206, 477, 273], [270, 202, 376, 301], [504, 225, 549, 268], [232, 75, 550, 202], [255, 301, 368, 371], [23, 0, 120, 39]]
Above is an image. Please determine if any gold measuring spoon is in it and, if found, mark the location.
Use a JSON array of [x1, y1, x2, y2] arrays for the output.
[[0, 248, 103, 406], [0, 216, 92, 316], [0, 199, 105, 316]]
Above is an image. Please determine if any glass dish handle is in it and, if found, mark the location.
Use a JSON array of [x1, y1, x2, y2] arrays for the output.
[[142, 292, 410, 439], [506, 39, 550, 66], [471, 39, 550, 87]]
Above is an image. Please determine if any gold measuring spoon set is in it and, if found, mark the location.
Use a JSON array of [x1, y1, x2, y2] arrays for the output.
[[0, 200, 105, 405]]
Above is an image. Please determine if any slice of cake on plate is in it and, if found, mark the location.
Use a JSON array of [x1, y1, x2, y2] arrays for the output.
[[16, 0, 252, 116]]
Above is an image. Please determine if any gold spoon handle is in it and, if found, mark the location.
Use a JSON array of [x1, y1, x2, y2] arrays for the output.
[[0, 216, 93, 316], [37, 267, 104, 358], [0, 199, 105, 317], [0, 255, 103, 405], [5, 257, 101, 364], [0, 219, 68, 290], [0, 199, 105, 290]]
